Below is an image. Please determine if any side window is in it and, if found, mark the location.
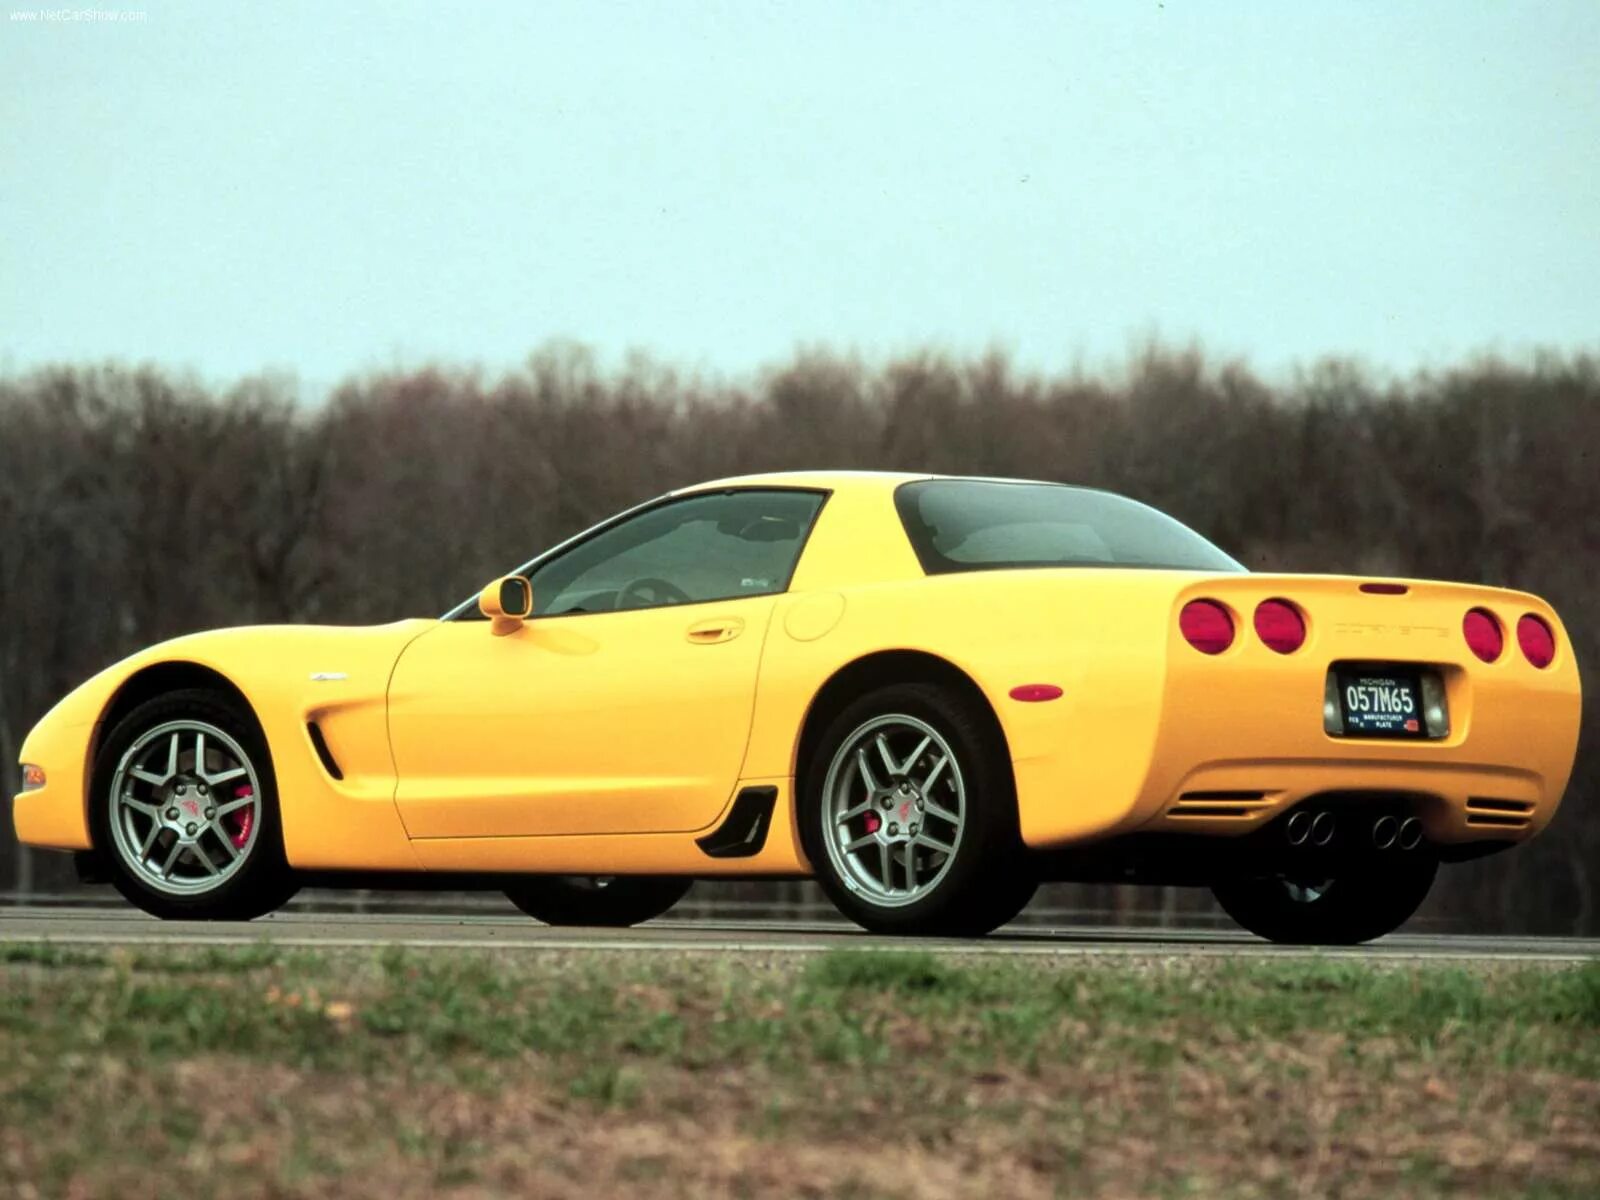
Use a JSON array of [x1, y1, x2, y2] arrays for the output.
[[527, 490, 826, 616]]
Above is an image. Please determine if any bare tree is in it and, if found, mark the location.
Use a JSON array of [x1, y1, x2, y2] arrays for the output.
[[2, 346, 1595, 930]]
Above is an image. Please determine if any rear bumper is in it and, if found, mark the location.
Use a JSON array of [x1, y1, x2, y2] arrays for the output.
[[1144, 755, 1551, 845], [1015, 746, 1568, 851], [1013, 575, 1582, 851]]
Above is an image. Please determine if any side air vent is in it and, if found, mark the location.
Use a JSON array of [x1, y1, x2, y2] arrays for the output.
[[307, 721, 345, 781], [1169, 790, 1272, 819], [1465, 797, 1533, 828], [697, 787, 778, 858]]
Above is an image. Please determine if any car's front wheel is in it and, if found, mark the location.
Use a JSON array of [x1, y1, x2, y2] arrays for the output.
[[1212, 857, 1437, 945], [504, 876, 693, 927], [91, 689, 296, 920], [800, 682, 1036, 937]]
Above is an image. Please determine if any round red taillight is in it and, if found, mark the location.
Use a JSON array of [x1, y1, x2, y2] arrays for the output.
[[1253, 599, 1306, 654], [1462, 608, 1503, 663], [1179, 600, 1234, 655], [1517, 614, 1556, 669]]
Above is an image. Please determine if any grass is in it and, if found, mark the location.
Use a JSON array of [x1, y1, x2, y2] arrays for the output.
[[0, 943, 1596, 1197]]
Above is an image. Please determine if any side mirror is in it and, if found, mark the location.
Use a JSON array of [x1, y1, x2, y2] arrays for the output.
[[479, 576, 532, 637]]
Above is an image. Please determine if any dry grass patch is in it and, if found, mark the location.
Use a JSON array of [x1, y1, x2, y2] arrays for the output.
[[1, 944, 1595, 1198]]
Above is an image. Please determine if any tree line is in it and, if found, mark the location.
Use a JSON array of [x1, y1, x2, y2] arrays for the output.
[[1, 343, 1596, 931]]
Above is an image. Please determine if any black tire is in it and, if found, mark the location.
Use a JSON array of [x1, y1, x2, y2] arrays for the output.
[[799, 681, 1035, 937], [943, 870, 1040, 938], [1212, 858, 1437, 945], [504, 876, 692, 927], [90, 688, 296, 921]]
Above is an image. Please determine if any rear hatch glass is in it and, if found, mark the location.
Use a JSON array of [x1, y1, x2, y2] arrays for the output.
[[895, 480, 1245, 575]]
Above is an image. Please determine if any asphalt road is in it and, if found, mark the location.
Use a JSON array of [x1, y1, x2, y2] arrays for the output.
[[1, 905, 1596, 961]]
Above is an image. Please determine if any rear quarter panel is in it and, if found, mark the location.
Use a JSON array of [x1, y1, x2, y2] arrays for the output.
[[747, 569, 1197, 849]]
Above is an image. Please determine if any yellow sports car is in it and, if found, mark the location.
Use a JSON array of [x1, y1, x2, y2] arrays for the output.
[[12, 472, 1583, 941]]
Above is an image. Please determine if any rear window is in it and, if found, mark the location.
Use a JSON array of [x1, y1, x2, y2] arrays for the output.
[[895, 480, 1244, 575]]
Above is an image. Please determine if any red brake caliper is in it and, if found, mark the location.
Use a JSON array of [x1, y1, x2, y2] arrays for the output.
[[230, 785, 255, 848]]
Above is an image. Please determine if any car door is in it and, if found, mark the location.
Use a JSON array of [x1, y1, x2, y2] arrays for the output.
[[386, 488, 827, 839]]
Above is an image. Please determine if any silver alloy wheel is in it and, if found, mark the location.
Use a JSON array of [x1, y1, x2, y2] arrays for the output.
[[107, 720, 263, 896], [820, 713, 966, 909]]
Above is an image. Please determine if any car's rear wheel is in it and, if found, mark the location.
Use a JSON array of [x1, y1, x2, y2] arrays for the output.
[[1212, 857, 1437, 945], [504, 876, 692, 927], [800, 682, 1036, 936], [91, 689, 296, 921]]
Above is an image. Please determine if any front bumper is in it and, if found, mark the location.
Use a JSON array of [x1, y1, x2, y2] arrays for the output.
[[11, 717, 94, 851]]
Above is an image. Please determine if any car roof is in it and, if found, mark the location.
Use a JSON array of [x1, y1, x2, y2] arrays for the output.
[[673, 470, 928, 496], [672, 470, 1085, 497]]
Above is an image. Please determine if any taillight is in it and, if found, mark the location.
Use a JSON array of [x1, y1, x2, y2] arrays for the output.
[[1462, 608, 1503, 663], [1179, 600, 1234, 655], [1253, 599, 1306, 654], [1517, 614, 1556, 668]]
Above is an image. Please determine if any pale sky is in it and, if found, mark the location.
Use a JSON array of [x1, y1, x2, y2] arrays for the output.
[[2, 1, 1597, 390]]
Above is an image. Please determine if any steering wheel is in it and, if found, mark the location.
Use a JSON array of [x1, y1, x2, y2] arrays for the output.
[[617, 576, 693, 609]]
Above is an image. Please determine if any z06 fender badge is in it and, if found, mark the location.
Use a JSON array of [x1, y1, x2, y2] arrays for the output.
[[309, 672, 348, 682]]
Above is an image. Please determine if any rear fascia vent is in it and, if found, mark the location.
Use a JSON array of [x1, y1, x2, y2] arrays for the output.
[[1169, 790, 1271, 819], [1465, 797, 1533, 828]]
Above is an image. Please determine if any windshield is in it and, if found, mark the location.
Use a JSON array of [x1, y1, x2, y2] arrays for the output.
[[895, 480, 1245, 575]]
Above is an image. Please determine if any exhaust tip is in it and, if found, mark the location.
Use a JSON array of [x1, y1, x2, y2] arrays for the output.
[[1397, 817, 1423, 851], [1285, 811, 1312, 846], [1310, 811, 1336, 846], [1372, 815, 1399, 850]]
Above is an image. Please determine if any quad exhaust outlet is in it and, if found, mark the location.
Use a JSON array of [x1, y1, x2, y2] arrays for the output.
[[1310, 812, 1336, 846], [1285, 810, 1426, 851], [1371, 814, 1423, 850], [1397, 817, 1423, 850], [1371, 815, 1399, 850], [1285, 810, 1337, 846]]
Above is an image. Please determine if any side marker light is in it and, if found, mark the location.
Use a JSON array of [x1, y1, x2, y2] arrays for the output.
[[1008, 684, 1064, 702]]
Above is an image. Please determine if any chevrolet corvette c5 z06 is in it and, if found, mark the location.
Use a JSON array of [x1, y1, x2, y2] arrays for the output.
[[12, 472, 1582, 941]]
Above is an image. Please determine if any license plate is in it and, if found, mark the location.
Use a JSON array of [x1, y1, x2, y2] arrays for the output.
[[1337, 670, 1425, 738]]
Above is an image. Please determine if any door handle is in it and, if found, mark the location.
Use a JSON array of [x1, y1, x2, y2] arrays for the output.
[[686, 617, 745, 644]]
